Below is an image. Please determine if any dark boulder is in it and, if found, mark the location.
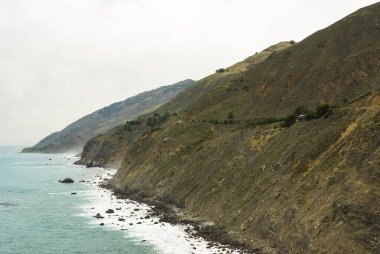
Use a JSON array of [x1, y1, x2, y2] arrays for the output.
[[59, 178, 74, 183], [105, 209, 114, 214], [94, 213, 104, 219]]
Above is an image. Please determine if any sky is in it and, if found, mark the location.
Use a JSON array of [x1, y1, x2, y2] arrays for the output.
[[0, 0, 378, 146]]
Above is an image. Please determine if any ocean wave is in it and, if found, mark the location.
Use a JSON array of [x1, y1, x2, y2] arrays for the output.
[[0, 202, 16, 206]]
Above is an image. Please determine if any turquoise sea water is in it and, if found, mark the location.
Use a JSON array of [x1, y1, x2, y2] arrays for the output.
[[0, 146, 157, 254]]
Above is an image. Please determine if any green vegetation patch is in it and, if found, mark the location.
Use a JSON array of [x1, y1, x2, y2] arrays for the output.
[[281, 104, 333, 127]]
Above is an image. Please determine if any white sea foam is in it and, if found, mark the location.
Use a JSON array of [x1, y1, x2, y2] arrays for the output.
[[48, 192, 73, 195], [75, 167, 245, 254]]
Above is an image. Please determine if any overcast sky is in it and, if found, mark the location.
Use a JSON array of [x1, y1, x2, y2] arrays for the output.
[[0, 0, 378, 146]]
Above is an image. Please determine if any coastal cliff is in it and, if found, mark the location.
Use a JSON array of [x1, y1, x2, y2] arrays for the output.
[[77, 3, 380, 253], [22, 79, 194, 154]]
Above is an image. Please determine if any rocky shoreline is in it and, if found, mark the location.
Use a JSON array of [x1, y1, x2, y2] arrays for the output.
[[103, 184, 254, 253], [77, 167, 252, 254]]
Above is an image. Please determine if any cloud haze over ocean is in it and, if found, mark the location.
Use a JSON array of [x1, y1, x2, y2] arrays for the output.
[[0, 0, 378, 146]]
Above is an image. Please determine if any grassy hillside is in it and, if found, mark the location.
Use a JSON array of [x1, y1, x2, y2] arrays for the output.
[[77, 3, 380, 253], [21, 79, 194, 154], [167, 8, 379, 121]]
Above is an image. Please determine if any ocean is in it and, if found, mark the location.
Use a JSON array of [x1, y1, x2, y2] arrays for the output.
[[0, 147, 239, 254], [0, 146, 157, 254]]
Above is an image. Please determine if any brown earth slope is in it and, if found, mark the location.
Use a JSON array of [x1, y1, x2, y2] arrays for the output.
[[77, 3, 380, 253]]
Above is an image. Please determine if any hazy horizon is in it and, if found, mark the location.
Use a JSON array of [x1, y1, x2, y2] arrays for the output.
[[1, 0, 378, 146]]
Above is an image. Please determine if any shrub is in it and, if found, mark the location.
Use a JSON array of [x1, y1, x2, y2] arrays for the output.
[[315, 104, 330, 118], [281, 104, 332, 128], [150, 127, 160, 133], [147, 111, 170, 127], [304, 111, 316, 120], [281, 114, 296, 127], [147, 117, 155, 127], [269, 51, 276, 58], [317, 41, 325, 48], [160, 111, 170, 122], [124, 119, 142, 131], [294, 106, 306, 116], [124, 122, 132, 131], [129, 120, 141, 125], [124, 124, 132, 131], [210, 120, 219, 124], [227, 112, 234, 119]]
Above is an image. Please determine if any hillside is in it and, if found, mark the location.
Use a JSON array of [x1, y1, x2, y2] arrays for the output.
[[21, 79, 194, 153], [77, 3, 380, 253]]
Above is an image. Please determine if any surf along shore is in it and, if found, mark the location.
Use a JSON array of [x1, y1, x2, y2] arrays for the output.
[[75, 165, 251, 254]]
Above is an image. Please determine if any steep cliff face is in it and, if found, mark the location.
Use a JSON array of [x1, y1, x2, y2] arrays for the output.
[[82, 92, 379, 253], [77, 3, 380, 253], [22, 79, 194, 154]]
